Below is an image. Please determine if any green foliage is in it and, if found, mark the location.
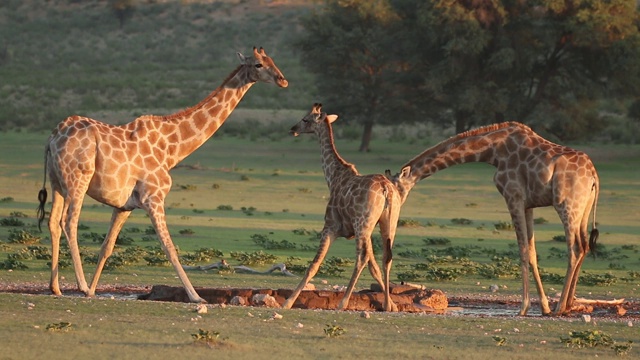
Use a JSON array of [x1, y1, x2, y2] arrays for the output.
[[8, 245, 51, 260], [398, 219, 422, 227], [493, 221, 513, 231], [579, 272, 618, 286], [492, 336, 506, 346], [323, 324, 346, 338], [7, 229, 40, 244], [450, 218, 473, 225], [0, 217, 25, 227], [179, 229, 195, 236], [46, 322, 72, 332], [228, 251, 277, 266], [217, 205, 233, 211], [191, 328, 222, 346], [0, 258, 28, 270], [422, 237, 451, 246]]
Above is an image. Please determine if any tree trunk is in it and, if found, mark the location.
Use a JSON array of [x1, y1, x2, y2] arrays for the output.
[[358, 121, 374, 152], [454, 111, 468, 134]]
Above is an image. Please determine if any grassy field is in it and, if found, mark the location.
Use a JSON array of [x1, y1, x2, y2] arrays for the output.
[[0, 121, 639, 358]]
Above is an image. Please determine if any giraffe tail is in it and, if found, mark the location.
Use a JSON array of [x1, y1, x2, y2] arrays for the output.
[[36, 145, 50, 232], [588, 177, 600, 260]]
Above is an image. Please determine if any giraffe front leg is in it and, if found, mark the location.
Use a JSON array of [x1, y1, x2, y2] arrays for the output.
[[525, 209, 551, 315], [509, 207, 531, 316], [282, 230, 335, 309], [148, 205, 205, 303], [88, 208, 131, 297]]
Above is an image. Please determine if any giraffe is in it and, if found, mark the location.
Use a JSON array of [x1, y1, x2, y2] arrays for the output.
[[281, 103, 401, 312], [36, 47, 288, 303], [387, 122, 599, 316]]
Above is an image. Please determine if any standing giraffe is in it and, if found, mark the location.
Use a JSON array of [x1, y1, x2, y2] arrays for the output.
[[36, 47, 288, 303], [282, 103, 401, 312], [387, 122, 599, 316]]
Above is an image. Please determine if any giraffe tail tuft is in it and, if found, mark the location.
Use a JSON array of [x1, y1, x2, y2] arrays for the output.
[[37, 188, 47, 232], [37, 144, 50, 233], [589, 228, 599, 260]]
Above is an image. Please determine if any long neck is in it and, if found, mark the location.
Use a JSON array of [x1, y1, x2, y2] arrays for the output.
[[316, 120, 358, 189], [404, 123, 521, 185], [163, 65, 254, 166]]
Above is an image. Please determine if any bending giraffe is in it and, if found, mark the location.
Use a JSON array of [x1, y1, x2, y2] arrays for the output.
[[36, 47, 288, 303], [282, 103, 401, 312], [387, 122, 599, 316]]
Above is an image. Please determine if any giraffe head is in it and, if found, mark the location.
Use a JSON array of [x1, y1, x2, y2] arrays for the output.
[[237, 47, 288, 87], [290, 103, 338, 136], [385, 166, 415, 204]]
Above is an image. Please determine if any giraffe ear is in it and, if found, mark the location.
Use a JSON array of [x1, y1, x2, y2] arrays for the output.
[[237, 52, 248, 64], [326, 114, 338, 124], [400, 166, 411, 179]]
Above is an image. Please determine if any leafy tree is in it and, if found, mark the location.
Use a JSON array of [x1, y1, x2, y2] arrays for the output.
[[299, 0, 640, 143], [295, 0, 411, 152], [396, 0, 640, 138]]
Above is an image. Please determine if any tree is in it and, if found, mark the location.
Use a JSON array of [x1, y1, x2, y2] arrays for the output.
[[298, 0, 640, 143], [295, 0, 411, 152], [398, 0, 640, 137]]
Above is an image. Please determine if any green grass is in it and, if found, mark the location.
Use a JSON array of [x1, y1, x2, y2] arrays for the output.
[[0, 292, 637, 359], [0, 0, 315, 131], [0, 129, 639, 358]]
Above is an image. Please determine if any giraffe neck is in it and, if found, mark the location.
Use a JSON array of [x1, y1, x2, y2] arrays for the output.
[[154, 65, 255, 167], [316, 120, 359, 189], [404, 122, 528, 185]]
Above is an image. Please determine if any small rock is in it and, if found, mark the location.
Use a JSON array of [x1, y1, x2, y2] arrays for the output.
[[582, 314, 591, 323], [230, 296, 246, 306], [270, 312, 283, 320], [251, 293, 279, 308], [296, 323, 304, 328], [303, 283, 316, 291], [361, 311, 370, 319], [489, 284, 499, 293], [628, 321, 633, 327], [195, 304, 207, 314]]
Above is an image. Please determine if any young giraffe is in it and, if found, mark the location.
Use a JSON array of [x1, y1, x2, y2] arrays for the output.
[[36, 47, 288, 303], [281, 103, 401, 312], [387, 122, 599, 316]]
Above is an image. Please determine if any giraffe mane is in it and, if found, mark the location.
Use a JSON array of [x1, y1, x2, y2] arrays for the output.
[[403, 121, 531, 167], [325, 116, 359, 174], [160, 65, 244, 122]]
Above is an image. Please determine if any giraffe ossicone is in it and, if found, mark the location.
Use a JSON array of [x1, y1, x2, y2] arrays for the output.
[[36, 47, 287, 303], [388, 122, 599, 316], [282, 103, 401, 312]]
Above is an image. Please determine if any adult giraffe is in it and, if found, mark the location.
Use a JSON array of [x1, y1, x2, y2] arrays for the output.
[[282, 103, 401, 312], [387, 122, 599, 316], [37, 47, 288, 303]]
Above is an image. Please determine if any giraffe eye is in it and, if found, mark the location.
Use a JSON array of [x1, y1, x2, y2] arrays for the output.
[[254, 63, 263, 69]]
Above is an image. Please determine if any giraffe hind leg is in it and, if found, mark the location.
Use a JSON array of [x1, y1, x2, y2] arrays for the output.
[[88, 208, 132, 296], [48, 190, 64, 296], [62, 194, 90, 294], [337, 235, 370, 310]]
